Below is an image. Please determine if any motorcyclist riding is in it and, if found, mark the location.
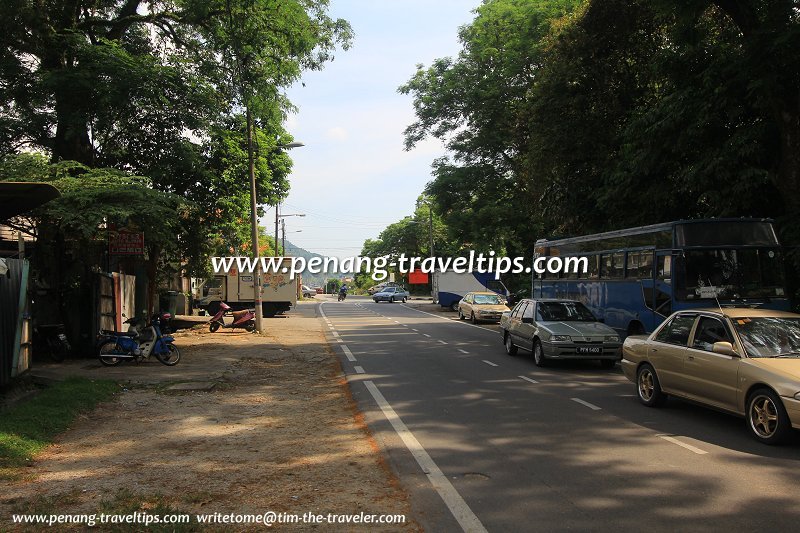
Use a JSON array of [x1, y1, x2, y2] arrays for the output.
[[338, 284, 348, 301]]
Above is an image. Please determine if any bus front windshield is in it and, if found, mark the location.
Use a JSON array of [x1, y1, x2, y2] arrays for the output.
[[678, 248, 785, 300]]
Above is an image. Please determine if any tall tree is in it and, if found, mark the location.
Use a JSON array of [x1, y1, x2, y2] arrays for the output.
[[400, 0, 581, 256]]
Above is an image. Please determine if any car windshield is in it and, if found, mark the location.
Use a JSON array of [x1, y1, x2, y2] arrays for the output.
[[537, 302, 596, 322], [473, 294, 501, 305], [733, 317, 800, 358], [383, 288, 395, 293]]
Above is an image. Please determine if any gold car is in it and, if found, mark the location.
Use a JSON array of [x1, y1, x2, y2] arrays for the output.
[[622, 308, 800, 444], [458, 291, 508, 323]]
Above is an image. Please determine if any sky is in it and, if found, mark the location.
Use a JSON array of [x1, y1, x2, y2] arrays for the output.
[[263, 0, 481, 259]]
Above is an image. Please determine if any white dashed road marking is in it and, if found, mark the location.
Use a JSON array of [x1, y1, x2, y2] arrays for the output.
[[519, 376, 539, 384], [571, 398, 602, 411], [658, 435, 708, 455], [341, 344, 356, 362], [482, 360, 498, 367], [354, 366, 365, 374], [458, 349, 469, 354]]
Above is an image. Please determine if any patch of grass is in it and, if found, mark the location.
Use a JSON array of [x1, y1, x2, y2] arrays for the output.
[[0, 377, 118, 479]]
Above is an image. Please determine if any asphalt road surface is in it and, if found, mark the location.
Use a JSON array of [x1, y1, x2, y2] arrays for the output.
[[314, 296, 800, 532]]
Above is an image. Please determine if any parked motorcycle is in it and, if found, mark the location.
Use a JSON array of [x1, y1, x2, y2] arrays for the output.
[[208, 301, 232, 331], [97, 313, 180, 366], [209, 306, 256, 332], [33, 324, 71, 362]]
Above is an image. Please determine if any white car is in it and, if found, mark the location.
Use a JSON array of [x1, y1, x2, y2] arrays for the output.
[[301, 285, 316, 298]]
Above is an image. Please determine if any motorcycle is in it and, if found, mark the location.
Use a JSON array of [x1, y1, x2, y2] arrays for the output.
[[208, 301, 233, 331], [209, 304, 255, 332], [33, 323, 71, 362], [97, 313, 180, 366], [208, 304, 256, 333], [338, 290, 347, 301]]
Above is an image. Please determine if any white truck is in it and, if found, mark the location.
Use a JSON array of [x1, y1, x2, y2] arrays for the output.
[[194, 258, 297, 317], [433, 271, 509, 311]]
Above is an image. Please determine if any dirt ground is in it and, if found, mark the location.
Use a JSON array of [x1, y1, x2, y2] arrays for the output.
[[0, 302, 416, 531]]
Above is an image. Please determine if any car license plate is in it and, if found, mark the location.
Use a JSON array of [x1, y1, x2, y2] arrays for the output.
[[576, 346, 602, 354]]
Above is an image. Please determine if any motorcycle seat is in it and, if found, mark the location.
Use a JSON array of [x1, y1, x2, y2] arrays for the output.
[[101, 330, 137, 337], [231, 310, 251, 320]]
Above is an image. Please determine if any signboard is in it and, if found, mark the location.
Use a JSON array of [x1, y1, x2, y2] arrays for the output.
[[108, 224, 144, 255], [409, 269, 429, 284]]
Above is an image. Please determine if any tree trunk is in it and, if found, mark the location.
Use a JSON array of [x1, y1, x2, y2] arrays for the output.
[[52, 86, 94, 165]]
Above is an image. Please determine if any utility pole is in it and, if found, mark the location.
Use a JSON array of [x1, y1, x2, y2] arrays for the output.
[[247, 107, 264, 333], [281, 218, 286, 255], [274, 204, 280, 255]]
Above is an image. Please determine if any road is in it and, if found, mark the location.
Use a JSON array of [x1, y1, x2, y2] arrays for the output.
[[316, 296, 800, 532]]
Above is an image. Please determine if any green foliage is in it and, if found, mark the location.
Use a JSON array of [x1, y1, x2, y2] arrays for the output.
[[0, 0, 352, 278], [402, 0, 799, 262]]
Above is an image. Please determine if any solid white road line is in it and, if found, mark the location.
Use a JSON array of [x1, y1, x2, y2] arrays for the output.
[[571, 398, 602, 411], [341, 344, 356, 362], [658, 435, 708, 455], [519, 376, 539, 384], [364, 381, 488, 533], [354, 366, 365, 374], [482, 360, 498, 367]]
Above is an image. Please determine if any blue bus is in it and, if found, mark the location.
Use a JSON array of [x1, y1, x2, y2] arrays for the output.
[[533, 218, 789, 338]]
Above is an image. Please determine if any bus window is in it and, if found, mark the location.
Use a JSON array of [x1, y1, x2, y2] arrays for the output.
[[585, 255, 600, 279], [657, 255, 672, 281], [601, 253, 624, 279], [626, 251, 654, 279]]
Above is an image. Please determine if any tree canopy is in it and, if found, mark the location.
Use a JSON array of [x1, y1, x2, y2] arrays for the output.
[[0, 0, 352, 274], [401, 0, 799, 258]]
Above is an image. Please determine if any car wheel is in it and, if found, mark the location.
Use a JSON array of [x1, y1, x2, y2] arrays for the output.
[[636, 363, 666, 407], [458, 309, 464, 320], [390, 297, 395, 303], [471, 312, 477, 324], [600, 359, 616, 369], [747, 388, 791, 444], [402, 297, 407, 303], [504, 332, 518, 356], [533, 339, 547, 367]]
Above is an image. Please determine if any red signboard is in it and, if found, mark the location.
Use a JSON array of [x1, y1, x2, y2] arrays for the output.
[[408, 269, 429, 285], [109, 225, 144, 255]]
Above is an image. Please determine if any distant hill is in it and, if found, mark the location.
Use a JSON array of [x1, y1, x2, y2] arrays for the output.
[[283, 240, 341, 287]]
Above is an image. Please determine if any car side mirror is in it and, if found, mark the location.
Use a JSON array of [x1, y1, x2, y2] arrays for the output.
[[712, 341, 739, 357], [522, 317, 533, 324]]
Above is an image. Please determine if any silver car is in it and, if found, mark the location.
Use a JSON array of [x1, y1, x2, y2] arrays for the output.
[[500, 299, 622, 368], [372, 286, 409, 303]]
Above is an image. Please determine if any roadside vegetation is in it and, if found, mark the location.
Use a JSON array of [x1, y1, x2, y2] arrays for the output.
[[360, 0, 800, 295], [0, 378, 118, 480]]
